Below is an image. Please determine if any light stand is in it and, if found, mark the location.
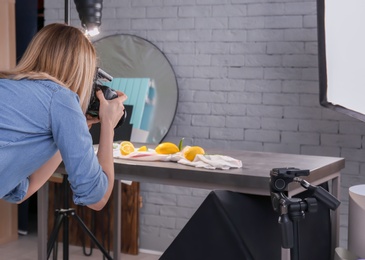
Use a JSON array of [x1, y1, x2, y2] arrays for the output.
[[65, 0, 71, 25], [269, 167, 341, 260], [46, 1, 111, 259]]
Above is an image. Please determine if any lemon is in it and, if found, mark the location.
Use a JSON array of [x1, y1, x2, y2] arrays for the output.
[[120, 144, 135, 155], [184, 146, 205, 161], [120, 141, 134, 147], [120, 141, 135, 155], [155, 142, 179, 154], [138, 146, 148, 152]]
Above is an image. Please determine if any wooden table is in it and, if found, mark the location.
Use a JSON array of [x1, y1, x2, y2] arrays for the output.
[[37, 148, 344, 260]]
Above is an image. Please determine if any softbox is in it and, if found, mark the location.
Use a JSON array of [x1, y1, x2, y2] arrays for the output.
[[160, 189, 331, 260]]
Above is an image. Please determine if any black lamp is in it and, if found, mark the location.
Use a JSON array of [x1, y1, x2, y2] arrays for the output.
[[74, 0, 103, 36], [65, 0, 103, 36]]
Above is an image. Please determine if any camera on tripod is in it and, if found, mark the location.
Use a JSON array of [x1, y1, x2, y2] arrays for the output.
[[86, 67, 126, 128]]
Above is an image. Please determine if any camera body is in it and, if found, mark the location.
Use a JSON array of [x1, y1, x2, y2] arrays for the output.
[[86, 68, 126, 128]]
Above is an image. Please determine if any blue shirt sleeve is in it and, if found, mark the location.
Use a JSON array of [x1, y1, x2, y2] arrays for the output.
[[50, 88, 108, 206], [2, 177, 29, 203]]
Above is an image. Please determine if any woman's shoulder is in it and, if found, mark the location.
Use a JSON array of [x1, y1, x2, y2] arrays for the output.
[[1, 78, 79, 103], [37, 79, 74, 94], [35, 79, 79, 100], [2, 78, 73, 94]]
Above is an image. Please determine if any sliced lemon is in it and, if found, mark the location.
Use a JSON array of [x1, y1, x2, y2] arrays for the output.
[[120, 144, 135, 155], [155, 142, 179, 154], [138, 146, 148, 152], [184, 146, 205, 161], [120, 141, 134, 147]]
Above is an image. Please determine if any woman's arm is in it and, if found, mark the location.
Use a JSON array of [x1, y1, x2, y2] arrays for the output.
[[86, 90, 127, 211], [17, 151, 62, 204]]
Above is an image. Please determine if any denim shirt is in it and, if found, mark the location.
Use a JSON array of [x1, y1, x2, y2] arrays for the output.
[[0, 79, 107, 205]]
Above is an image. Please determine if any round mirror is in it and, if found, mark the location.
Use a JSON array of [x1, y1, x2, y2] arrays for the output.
[[92, 34, 178, 144]]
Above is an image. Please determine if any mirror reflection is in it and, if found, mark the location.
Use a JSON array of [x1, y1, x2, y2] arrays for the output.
[[92, 34, 178, 144]]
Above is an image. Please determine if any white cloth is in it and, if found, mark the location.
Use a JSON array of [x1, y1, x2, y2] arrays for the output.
[[177, 154, 242, 170], [113, 145, 242, 170]]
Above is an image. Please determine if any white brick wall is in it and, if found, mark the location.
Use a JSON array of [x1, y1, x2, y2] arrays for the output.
[[44, 0, 365, 252]]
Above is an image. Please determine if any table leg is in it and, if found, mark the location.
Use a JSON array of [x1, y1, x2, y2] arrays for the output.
[[113, 180, 122, 259], [37, 182, 48, 260], [331, 174, 340, 260], [281, 248, 290, 260]]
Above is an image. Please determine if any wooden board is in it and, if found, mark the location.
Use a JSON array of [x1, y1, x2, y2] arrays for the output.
[[121, 181, 140, 254], [0, 0, 18, 246], [0, 200, 18, 244], [0, 0, 16, 70]]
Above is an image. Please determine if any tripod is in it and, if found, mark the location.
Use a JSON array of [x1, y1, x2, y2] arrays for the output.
[[47, 176, 113, 260], [269, 167, 341, 260]]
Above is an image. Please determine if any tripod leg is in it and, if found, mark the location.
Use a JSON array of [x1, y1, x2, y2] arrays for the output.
[[290, 221, 300, 260], [80, 207, 94, 256], [63, 211, 69, 260], [72, 212, 113, 260], [47, 212, 65, 259]]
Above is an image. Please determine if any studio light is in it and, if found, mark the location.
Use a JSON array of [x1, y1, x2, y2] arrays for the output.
[[73, 0, 103, 37]]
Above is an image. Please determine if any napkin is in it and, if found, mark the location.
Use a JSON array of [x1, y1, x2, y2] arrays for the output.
[[177, 154, 242, 170]]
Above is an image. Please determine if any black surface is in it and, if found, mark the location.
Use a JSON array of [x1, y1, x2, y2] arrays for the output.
[[15, 0, 38, 62], [160, 188, 331, 260]]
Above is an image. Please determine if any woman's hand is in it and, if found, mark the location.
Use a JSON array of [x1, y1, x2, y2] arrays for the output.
[[95, 90, 127, 129], [86, 114, 100, 129]]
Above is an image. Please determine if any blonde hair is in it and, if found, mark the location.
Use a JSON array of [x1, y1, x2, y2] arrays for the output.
[[0, 23, 97, 113]]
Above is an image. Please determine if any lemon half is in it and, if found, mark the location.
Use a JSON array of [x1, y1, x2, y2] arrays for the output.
[[184, 146, 205, 161], [138, 146, 148, 152], [120, 141, 135, 155]]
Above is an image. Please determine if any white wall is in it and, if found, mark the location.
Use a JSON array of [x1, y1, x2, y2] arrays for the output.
[[44, 0, 365, 252]]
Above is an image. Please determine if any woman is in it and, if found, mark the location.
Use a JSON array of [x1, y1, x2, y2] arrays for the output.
[[0, 23, 127, 211]]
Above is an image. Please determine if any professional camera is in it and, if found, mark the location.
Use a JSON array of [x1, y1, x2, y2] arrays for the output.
[[86, 68, 126, 128]]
